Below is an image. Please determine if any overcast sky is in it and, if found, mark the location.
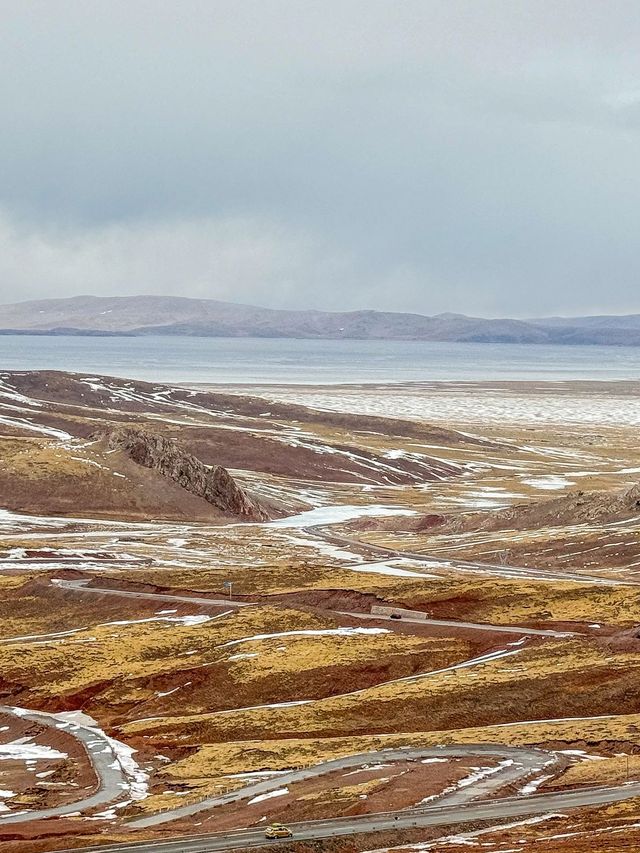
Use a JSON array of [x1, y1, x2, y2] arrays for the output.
[[2, 0, 640, 317]]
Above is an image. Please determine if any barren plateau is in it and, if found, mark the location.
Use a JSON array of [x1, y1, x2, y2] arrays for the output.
[[0, 372, 639, 853]]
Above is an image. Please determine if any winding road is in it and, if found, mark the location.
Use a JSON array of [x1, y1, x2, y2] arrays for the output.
[[340, 608, 576, 637], [57, 781, 640, 853], [51, 578, 249, 609], [0, 718, 563, 835], [0, 706, 136, 825], [1, 512, 632, 845], [6, 707, 636, 853], [50, 577, 576, 639], [127, 744, 555, 829], [312, 526, 631, 586]]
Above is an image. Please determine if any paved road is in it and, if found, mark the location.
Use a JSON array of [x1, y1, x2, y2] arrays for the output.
[[0, 706, 133, 825], [57, 781, 640, 853], [52, 578, 249, 609], [0, 728, 553, 832], [312, 526, 628, 586], [0, 703, 554, 831], [127, 744, 553, 829], [340, 609, 576, 638], [53, 580, 574, 639]]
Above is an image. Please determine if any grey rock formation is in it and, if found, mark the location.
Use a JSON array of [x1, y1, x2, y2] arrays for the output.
[[103, 427, 272, 522]]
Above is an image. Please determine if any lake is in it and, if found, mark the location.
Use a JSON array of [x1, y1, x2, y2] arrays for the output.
[[1, 336, 640, 385]]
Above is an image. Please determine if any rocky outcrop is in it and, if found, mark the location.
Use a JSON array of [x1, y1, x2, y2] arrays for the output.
[[350, 513, 447, 533], [102, 427, 273, 522], [349, 482, 640, 536], [444, 481, 640, 533]]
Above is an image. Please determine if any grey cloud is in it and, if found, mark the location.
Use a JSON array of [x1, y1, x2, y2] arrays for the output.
[[1, 0, 640, 316]]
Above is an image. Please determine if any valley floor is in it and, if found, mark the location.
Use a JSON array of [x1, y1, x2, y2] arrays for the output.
[[0, 374, 639, 853]]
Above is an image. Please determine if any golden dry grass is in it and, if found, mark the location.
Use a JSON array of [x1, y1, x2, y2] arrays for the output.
[[297, 777, 384, 804], [0, 574, 33, 590], [103, 555, 640, 627], [399, 577, 640, 625], [129, 712, 640, 811], [225, 633, 462, 680], [0, 605, 326, 697], [0, 438, 97, 479], [0, 601, 464, 724], [550, 754, 640, 788], [0, 580, 167, 641], [120, 638, 640, 745]]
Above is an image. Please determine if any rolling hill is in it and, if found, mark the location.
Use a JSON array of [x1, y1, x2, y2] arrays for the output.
[[1, 294, 640, 345]]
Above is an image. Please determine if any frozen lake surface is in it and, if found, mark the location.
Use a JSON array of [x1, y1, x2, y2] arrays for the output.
[[2, 335, 640, 384]]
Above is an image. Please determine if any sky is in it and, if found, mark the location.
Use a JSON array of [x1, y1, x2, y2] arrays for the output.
[[1, 0, 640, 317]]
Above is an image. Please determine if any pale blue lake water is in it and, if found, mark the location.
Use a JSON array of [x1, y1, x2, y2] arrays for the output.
[[1, 336, 640, 384]]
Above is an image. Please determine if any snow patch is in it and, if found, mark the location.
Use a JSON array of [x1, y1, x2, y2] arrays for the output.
[[268, 504, 415, 529], [0, 740, 67, 761], [521, 475, 575, 490], [220, 627, 390, 648], [247, 787, 289, 805]]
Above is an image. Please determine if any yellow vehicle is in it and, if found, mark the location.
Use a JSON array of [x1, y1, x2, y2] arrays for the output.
[[264, 823, 293, 839]]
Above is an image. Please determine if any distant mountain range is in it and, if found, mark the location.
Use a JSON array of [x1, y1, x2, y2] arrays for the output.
[[1, 294, 640, 346]]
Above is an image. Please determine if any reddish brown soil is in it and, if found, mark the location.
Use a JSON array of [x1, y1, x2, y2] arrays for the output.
[[164, 757, 492, 834], [1, 575, 184, 638], [0, 448, 235, 524], [0, 365, 483, 526], [5, 371, 485, 446], [0, 712, 97, 824]]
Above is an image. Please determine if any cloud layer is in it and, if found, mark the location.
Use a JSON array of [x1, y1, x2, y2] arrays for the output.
[[2, 1, 640, 315]]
